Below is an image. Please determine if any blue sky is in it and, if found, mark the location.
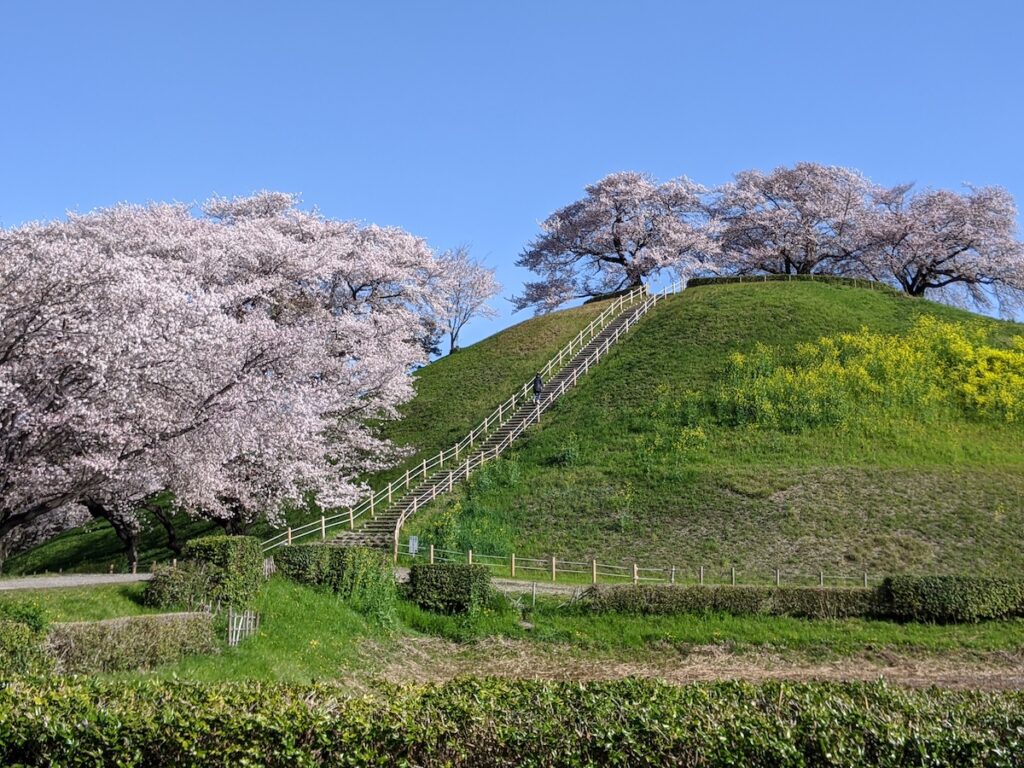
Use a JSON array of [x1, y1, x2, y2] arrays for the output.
[[2, 1, 1021, 344]]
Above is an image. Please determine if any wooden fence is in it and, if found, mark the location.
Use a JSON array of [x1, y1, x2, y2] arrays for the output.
[[397, 541, 878, 588], [226, 608, 260, 647]]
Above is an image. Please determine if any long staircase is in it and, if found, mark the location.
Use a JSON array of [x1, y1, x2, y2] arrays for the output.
[[261, 280, 682, 556]]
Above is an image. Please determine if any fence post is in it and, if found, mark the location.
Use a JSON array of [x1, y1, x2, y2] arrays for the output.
[[393, 535, 398, 564], [286, 528, 292, 546], [774, 568, 780, 586], [863, 571, 868, 588], [819, 570, 824, 587], [591, 558, 597, 585], [699, 565, 704, 586], [731, 567, 736, 586], [429, 544, 435, 565], [467, 549, 473, 565], [551, 556, 556, 582], [349, 508, 354, 530], [511, 553, 516, 578], [320, 515, 326, 540], [632, 562, 639, 585], [670, 566, 676, 585]]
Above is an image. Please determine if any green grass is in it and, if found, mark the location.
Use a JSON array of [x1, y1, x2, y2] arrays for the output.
[[403, 281, 1024, 575], [0, 583, 153, 622]]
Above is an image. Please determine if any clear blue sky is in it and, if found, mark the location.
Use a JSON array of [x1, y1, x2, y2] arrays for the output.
[[2, 1, 1022, 343]]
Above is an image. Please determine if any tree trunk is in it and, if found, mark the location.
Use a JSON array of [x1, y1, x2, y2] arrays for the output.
[[83, 500, 140, 566], [149, 505, 183, 556]]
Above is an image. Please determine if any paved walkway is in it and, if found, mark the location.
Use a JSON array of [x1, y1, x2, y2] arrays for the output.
[[0, 573, 151, 591]]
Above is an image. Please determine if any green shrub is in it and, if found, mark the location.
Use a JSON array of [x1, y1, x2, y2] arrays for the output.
[[882, 575, 1024, 623], [586, 584, 881, 619], [182, 535, 263, 608], [0, 620, 52, 678], [144, 561, 217, 611], [0, 598, 47, 633], [326, 547, 397, 626], [0, 678, 1022, 766], [45, 613, 218, 673], [273, 544, 331, 587], [409, 562, 491, 614]]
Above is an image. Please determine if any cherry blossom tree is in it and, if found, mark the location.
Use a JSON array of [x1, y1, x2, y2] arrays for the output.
[[713, 163, 875, 276], [865, 184, 1024, 311], [434, 246, 501, 353], [514, 172, 714, 312], [0, 193, 439, 561]]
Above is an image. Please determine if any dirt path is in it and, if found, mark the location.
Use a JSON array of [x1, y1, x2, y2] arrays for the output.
[[0, 573, 151, 591], [367, 636, 1024, 691]]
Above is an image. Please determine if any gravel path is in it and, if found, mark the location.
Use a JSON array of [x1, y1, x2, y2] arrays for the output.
[[0, 573, 152, 591]]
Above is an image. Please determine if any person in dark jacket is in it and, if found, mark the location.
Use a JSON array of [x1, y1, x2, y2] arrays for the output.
[[533, 372, 543, 403]]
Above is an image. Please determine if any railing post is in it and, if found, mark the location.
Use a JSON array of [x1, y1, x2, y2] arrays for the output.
[[429, 544, 435, 564], [819, 570, 824, 587], [511, 553, 516, 577], [467, 549, 473, 565], [393, 534, 398, 564], [591, 558, 597, 585], [670, 566, 676, 585], [863, 572, 868, 588], [421, 459, 426, 478], [775, 568, 781, 586], [731, 567, 736, 586], [699, 565, 704, 585], [320, 515, 326, 540], [551, 556, 556, 582], [286, 528, 292, 546], [632, 562, 639, 585], [388, 484, 392, 504], [349, 508, 354, 530], [370, 495, 375, 518]]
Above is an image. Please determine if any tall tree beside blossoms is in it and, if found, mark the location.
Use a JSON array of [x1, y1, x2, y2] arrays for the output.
[[865, 184, 1024, 311], [434, 246, 501, 353], [514, 172, 714, 313], [712, 163, 876, 276], [0, 193, 437, 561]]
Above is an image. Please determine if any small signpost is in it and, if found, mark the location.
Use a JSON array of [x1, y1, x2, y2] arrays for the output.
[[408, 536, 419, 556]]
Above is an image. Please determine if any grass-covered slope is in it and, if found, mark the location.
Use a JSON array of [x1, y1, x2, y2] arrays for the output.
[[2, 300, 614, 575], [405, 281, 1024, 576]]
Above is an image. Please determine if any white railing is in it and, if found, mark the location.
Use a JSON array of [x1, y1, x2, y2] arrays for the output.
[[261, 283, 654, 552], [387, 279, 685, 555]]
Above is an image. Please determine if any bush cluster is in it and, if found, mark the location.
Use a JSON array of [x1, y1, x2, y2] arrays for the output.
[[586, 584, 881, 619], [409, 563, 491, 614], [145, 535, 263, 610], [883, 575, 1024, 623], [45, 613, 218, 674], [0, 678, 1022, 766], [273, 545, 397, 625], [0, 620, 52, 678]]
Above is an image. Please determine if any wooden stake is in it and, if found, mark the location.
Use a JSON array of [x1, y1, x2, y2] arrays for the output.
[[632, 562, 639, 585], [551, 556, 556, 582], [429, 544, 435, 564], [670, 566, 676, 585], [320, 515, 326, 540], [774, 568, 781, 586], [591, 559, 597, 585], [349, 508, 354, 530], [510, 553, 516, 578], [731, 567, 736, 586], [286, 528, 292, 546], [467, 549, 473, 565], [699, 566, 704, 586]]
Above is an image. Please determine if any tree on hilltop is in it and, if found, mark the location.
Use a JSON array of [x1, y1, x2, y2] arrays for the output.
[[514, 172, 714, 313]]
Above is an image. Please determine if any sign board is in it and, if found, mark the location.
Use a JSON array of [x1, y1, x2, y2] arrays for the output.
[[408, 536, 419, 555]]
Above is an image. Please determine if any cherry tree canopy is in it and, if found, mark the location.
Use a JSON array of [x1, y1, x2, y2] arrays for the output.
[[865, 184, 1024, 310], [0, 193, 438, 559], [712, 163, 876, 276], [433, 246, 501, 353], [514, 172, 714, 312]]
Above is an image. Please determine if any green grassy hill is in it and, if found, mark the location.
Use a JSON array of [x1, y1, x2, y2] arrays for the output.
[[403, 281, 1024, 578]]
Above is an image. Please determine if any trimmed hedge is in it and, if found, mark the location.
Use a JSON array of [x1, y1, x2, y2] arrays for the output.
[[183, 535, 263, 609], [409, 563, 491, 614], [0, 620, 52, 678], [0, 678, 1022, 766], [883, 575, 1024, 623], [273, 543, 331, 586], [0, 598, 47, 633], [586, 584, 881, 619], [144, 561, 218, 611], [46, 613, 218, 673]]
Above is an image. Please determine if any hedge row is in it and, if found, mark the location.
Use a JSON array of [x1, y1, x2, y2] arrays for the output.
[[686, 274, 902, 295], [146, 536, 263, 610], [273, 544, 397, 624], [586, 584, 881, 619], [0, 678, 1021, 766], [0, 620, 52, 678], [46, 613, 218, 674], [585, 576, 1024, 623], [408, 563, 491, 614]]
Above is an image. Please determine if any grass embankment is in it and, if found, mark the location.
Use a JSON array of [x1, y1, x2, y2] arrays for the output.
[[404, 281, 1024, 575], [3, 300, 614, 576], [8, 579, 1022, 684]]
